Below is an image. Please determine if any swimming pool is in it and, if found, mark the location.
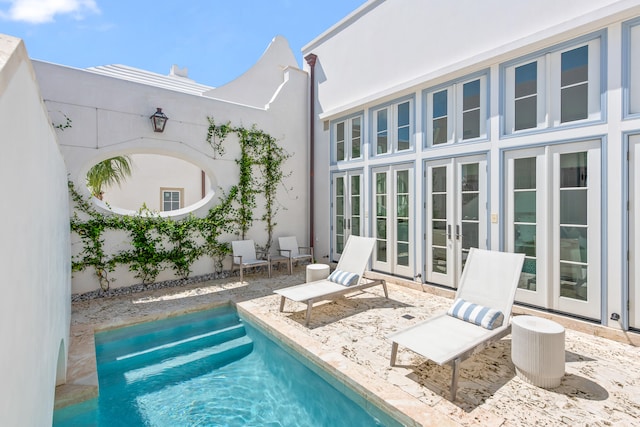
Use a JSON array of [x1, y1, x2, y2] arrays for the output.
[[53, 305, 402, 426]]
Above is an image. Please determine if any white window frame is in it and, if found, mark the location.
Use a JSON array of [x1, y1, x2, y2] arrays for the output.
[[425, 74, 488, 147], [161, 188, 183, 212], [371, 98, 414, 156], [503, 34, 602, 135], [623, 18, 640, 117], [332, 113, 364, 163]]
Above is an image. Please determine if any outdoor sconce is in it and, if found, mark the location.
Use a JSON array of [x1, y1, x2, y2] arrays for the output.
[[150, 107, 168, 133]]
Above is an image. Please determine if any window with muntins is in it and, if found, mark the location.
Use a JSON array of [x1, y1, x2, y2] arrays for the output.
[[372, 99, 413, 155], [333, 115, 363, 162], [162, 189, 182, 211], [426, 74, 487, 146], [504, 36, 601, 135]]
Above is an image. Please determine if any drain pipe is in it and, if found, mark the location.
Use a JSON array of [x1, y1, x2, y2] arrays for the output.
[[305, 53, 318, 250]]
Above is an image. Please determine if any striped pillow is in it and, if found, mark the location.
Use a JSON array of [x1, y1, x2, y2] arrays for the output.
[[447, 298, 504, 330], [328, 269, 360, 287]]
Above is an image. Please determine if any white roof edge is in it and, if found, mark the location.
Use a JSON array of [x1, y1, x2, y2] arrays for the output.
[[302, 0, 385, 54], [319, 0, 640, 120]]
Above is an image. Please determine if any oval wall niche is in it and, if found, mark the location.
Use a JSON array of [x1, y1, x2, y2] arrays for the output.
[[88, 153, 211, 215]]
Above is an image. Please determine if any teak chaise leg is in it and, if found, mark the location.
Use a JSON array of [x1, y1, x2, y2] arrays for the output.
[[279, 296, 286, 312], [381, 280, 389, 298], [450, 358, 460, 401], [305, 303, 313, 326], [390, 342, 398, 366]]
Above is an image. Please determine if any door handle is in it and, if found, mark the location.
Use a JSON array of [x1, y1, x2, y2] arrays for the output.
[[456, 225, 461, 240], [447, 225, 452, 240], [347, 218, 350, 230]]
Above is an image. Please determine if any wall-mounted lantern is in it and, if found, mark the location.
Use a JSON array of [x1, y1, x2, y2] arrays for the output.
[[150, 108, 168, 133]]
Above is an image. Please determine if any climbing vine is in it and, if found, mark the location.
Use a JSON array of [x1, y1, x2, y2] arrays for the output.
[[70, 117, 291, 290]]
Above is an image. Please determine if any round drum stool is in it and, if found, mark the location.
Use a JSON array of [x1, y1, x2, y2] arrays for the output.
[[511, 315, 565, 388], [306, 263, 330, 283]]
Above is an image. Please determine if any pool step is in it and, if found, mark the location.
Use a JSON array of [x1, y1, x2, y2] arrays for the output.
[[97, 323, 249, 375], [96, 309, 241, 361]]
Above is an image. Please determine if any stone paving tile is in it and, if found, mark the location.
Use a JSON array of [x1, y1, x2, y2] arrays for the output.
[[60, 266, 640, 426]]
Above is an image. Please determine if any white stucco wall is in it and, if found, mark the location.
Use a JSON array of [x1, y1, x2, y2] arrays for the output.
[[0, 35, 71, 426], [33, 36, 309, 294]]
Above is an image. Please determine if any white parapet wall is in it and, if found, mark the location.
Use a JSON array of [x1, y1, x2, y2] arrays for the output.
[[0, 34, 71, 426]]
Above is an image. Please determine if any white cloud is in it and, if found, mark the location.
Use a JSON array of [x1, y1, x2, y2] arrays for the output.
[[0, 0, 100, 24]]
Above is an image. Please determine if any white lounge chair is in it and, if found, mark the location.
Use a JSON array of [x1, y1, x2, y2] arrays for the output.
[[231, 240, 271, 282], [278, 236, 314, 274], [274, 236, 388, 326], [387, 248, 524, 400]]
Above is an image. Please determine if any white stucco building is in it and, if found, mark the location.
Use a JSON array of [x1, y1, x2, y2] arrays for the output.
[[303, 0, 640, 331]]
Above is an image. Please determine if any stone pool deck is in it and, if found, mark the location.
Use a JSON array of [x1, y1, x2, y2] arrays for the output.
[[56, 266, 640, 426]]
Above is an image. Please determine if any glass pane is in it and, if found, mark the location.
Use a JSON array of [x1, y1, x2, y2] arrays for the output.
[[397, 101, 410, 126], [351, 217, 360, 236], [336, 141, 344, 161], [462, 193, 478, 220], [351, 138, 360, 159], [397, 218, 409, 242], [514, 224, 536, 256], [560, 189, 587, 225], [351, 117, 361, 138], [560, 263, 587, 301], [397, 126, 410, 151], [397, 195, 409, 217], [336, 177, 344, 196], [377, 132, 388, 154], [351, 175, 360, 195], [376, 173, 387, 193], [397, 170, 408, 193], [163, 201, 171, 211], [432, 167, 446, 192], [461, 163, 479, 191], [432, 194, 447, 219], [336, 197, 344, 215], [462, 110, 480, 139], [515, 62, 537, 98], [432, 220, 447, 246], [376, 196, 386, 216], [515, 96, 537, 131], [336, 235, 344, 254], [561, 45, 588, 87], [433, 117, 448, 145], [376, 218, 387, 239], [560, 152, 588, 187], [518, 258, 537, 291], [560, 226, 587, 263], [433, 247, 447, 274], [376, 109, 388, 131], [514, 191, 536, 222], [336, 216, 344, 231], [163, 192, 171, 200], [336, 122, 345, 161], [561, 84, 588, 123], [433, 90, 447, 118], [397, 242, 409, 266], [461, 222, 478, 249], [351, 196, 360, 216], [376, 240, 387, 262], [351, 118, 361, 158], [514, 157, 536, 189], [463, 79, 480, 110]]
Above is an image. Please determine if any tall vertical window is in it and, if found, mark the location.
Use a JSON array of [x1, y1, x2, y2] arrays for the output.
[[333, 114, 363, 162], [513, 157, 537, 289], [372, 99, 413, 155], [514, 62, 538, 131], [162, 189, 182, 212], [503, 35, 601, 135], [426, 74, 487, 146]]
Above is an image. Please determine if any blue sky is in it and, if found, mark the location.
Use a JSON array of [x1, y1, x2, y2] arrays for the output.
[[0, 0, 365, 87]]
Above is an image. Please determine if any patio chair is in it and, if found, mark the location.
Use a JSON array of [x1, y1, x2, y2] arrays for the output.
[[387, 248, 524, 400], [231, 240, 271, 282], [274, 236, 388, 326], [277, 236, 314, 274]]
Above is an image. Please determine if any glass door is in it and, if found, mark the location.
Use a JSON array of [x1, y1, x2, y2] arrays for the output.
[[332, 171, 363, 261], [372, 164, 414, 277], [629, 136, 640, 329], [425, 155, 487, 288]]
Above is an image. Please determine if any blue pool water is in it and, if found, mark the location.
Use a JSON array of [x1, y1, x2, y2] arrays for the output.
[[53, 305, 402, 426]]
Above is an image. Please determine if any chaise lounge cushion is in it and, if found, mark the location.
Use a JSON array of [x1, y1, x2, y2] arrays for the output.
[[328, 269, 359, 287], [447, 298, 504, 330]]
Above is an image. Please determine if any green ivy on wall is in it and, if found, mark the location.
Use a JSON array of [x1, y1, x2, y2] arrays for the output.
[[70, 118, 291, 290]]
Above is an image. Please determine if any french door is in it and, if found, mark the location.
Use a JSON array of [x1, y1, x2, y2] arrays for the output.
[[372, 164, 414, 278], [425, 155, 487, 288], [506, 140, 601, 320], [332, 170, 363, 261], [630, 136, 640, 329]]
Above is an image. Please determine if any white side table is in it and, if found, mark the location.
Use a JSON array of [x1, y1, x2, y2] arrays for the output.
[[306, 264, 330, 283], [511, 315, 565, 388]]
